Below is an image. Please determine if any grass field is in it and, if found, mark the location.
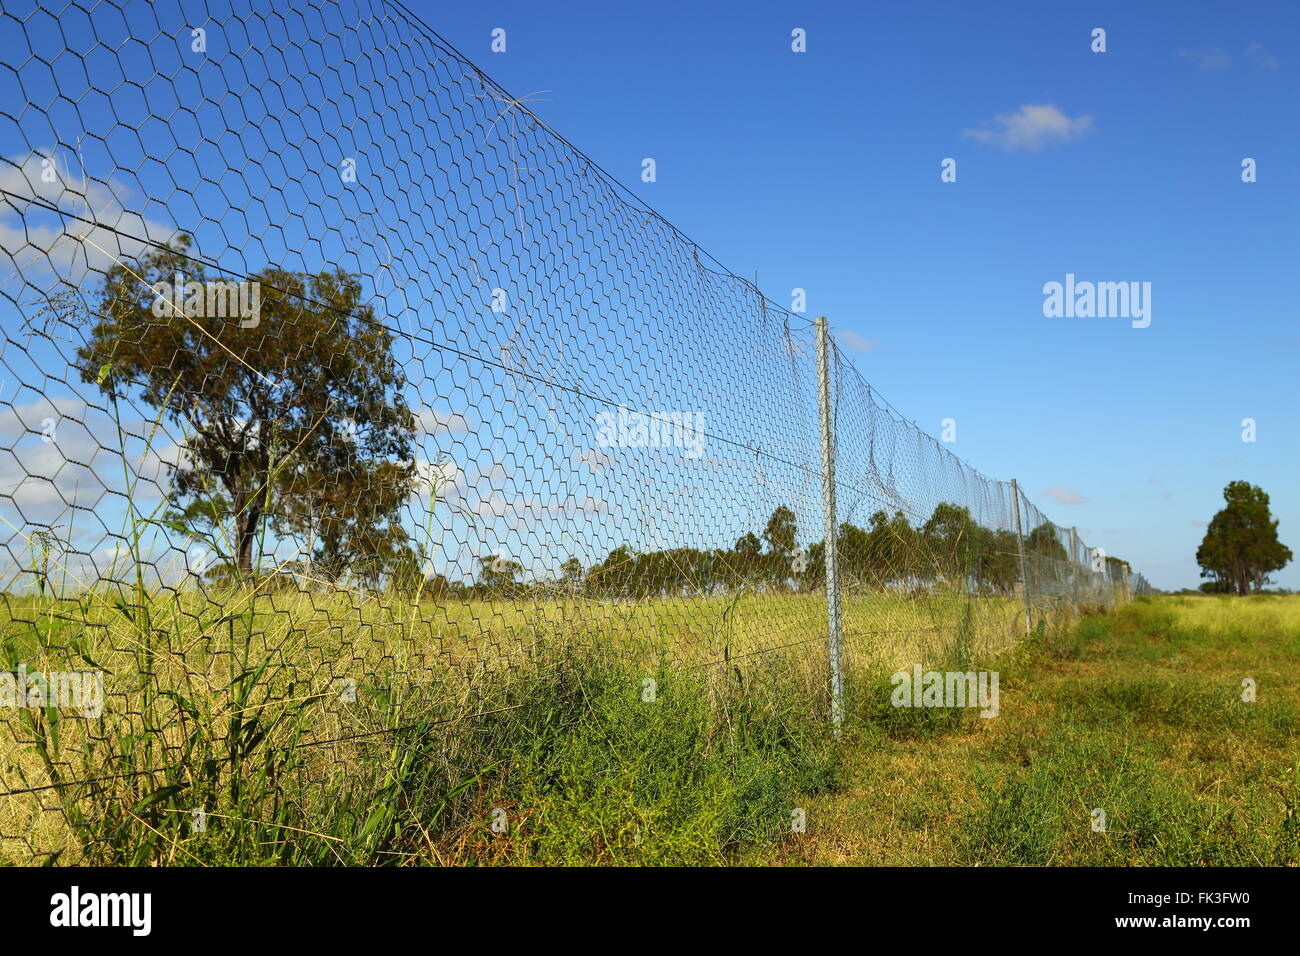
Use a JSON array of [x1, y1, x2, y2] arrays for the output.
[[781, 594, 1300, 865], [2, 589, 1293, 865]]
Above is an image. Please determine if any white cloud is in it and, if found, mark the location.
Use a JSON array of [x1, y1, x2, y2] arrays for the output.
[[414, 408, 473, 436], [412, 457, 461, 491], [1178, 48, 1231, 71], [0, 397, 112, 520], [470, 491, 610, 532], [0, 147, 175, 290], [0, 397, 196, 589], [1039, 485, 1088, 505], [1247, 43, 1279, 71], [835, 330, 880, 352], [964, 104, 1094, 152], [472, 492, 513, 520]]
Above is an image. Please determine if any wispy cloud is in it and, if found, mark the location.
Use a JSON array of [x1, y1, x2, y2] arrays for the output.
[[1247, 43, 1279, 70], [963, 104, 1094, 152], [1178, 48, 1231, 71], [1039, 485, 1088, 505], [415, 408, 473, 435], [0, 147, 174, 289], [835, 330, 880, 352]]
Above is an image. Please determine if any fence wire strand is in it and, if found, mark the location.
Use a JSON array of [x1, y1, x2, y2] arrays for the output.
[[0, 0, 1149, 863]]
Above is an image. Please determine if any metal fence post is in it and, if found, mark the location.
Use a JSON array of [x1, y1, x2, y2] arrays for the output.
[[1011, 478, 1033, 635], [815, 316, 844, 735], [1069, 525, 1080, 612]]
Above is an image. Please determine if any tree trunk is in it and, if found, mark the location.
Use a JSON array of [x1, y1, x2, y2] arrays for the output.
[[237, 503, 261, 576]]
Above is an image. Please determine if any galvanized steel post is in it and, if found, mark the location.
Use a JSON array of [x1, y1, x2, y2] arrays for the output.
[[1011, 478, 1033, 635], [816, 316, 844, 734]]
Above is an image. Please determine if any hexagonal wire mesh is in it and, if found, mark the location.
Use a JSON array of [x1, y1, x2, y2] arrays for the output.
[[0, 0, 1149, 862]]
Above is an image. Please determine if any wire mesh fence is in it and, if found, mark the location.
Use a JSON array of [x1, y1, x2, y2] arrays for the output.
[[0, 0, 1149, 863]]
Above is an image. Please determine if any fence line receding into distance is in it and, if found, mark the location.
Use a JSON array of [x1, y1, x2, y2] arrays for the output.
[[0, 0, 1149, 863]]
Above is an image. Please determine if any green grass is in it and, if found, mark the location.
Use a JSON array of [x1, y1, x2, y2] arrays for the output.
[[0, 582, 851, 864], [5, 590, 1293, 865], [1, 579, 1017, 864], [455, 654, 840, 864], [783, 595, 1300, 866]]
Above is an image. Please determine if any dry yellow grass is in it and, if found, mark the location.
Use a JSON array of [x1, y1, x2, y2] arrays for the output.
[[0, 583, 1040, 863]]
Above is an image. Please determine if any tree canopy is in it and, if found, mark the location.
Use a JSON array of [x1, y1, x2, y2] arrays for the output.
[[78, 236, 416, 584], [1196, 481, 1292, 595]]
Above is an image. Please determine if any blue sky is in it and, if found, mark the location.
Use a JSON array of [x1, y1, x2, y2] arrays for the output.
[[0, 0, 1296, 591], [406, 0, 1300, 590]]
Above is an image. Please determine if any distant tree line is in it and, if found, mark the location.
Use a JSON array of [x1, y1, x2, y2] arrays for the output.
[[72, 242, 1137, 599], [454, 503, 1122, 601]]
